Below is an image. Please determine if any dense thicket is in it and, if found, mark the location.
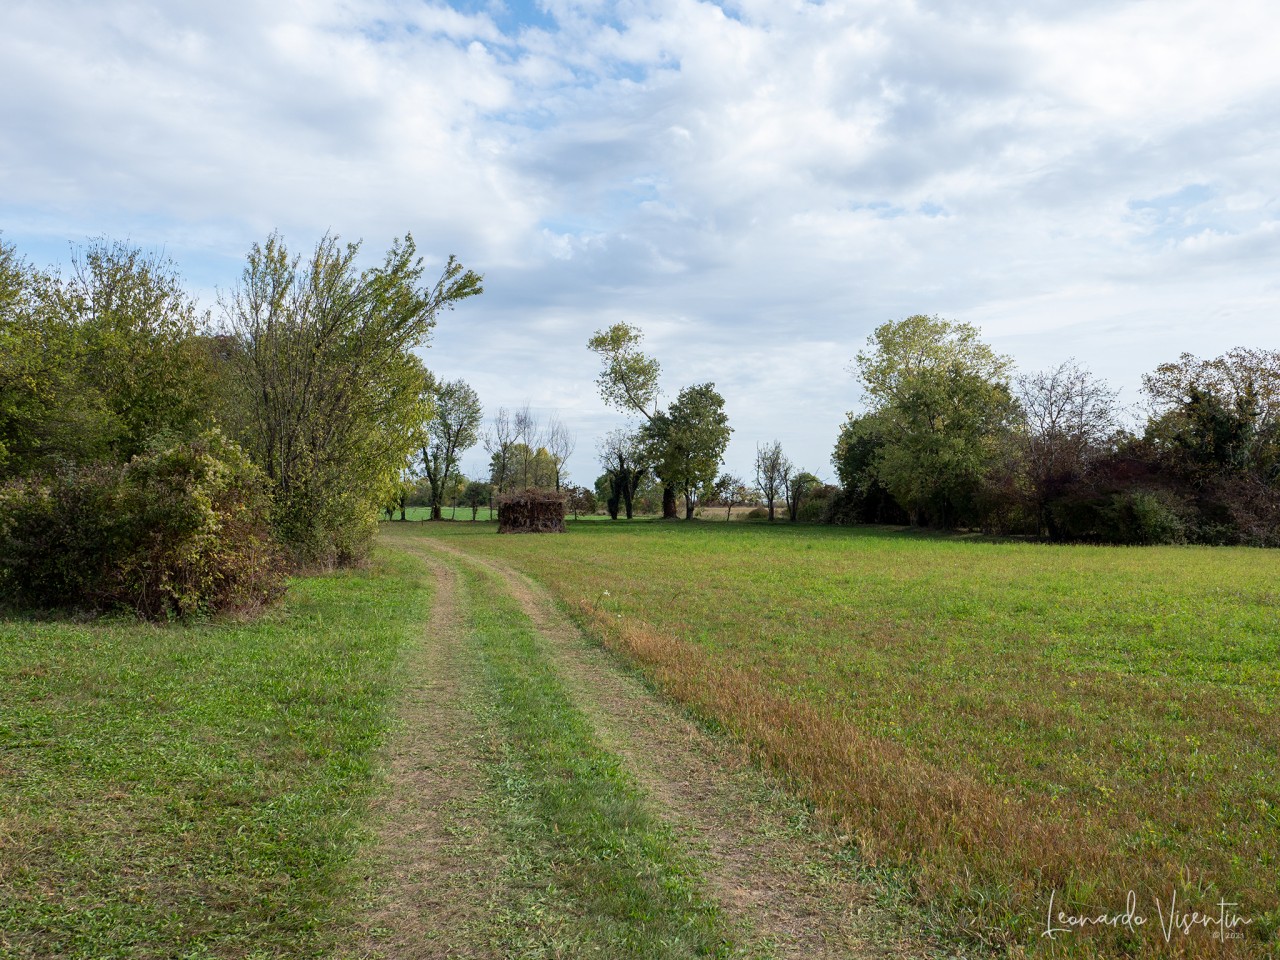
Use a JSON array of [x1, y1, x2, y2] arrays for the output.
[[0, 432, 283, 617], [832, 316, 1280, 545], [0, 232, 481, 616]]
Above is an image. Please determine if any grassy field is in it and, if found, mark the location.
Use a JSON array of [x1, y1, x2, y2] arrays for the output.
[[386, 505, 499, 522], [397, 519, 1280, 957], [0, 552, 430, 959]]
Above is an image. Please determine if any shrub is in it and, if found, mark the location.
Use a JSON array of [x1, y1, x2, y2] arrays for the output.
[[1106, 490, 1186, 545], [1049, 489, 1187, 545], [0, 431, 285, 619], [744, 507, 769, 520]]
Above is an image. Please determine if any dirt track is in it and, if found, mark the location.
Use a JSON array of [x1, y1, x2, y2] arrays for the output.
[[347, 534, 941, 959]]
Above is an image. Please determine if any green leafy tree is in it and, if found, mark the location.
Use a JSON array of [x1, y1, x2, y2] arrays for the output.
[[831, 412, 907, 524], [461, 480, 492, 520], [59, 241, 216, 461], [588, 323, 680, 518], [224, 231, 481, 564], [784, 469, 821, 522], [853, 315, 1016, 528], [0, 239, 217, 477], [643, 383, 732, 519], [421, 377, 483, 520]]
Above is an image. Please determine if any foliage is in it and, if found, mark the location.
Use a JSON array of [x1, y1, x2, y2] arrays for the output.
[[0, 238, 216, 478], [422, 376, 482, 520], [565, 484, 597, 519], [782, 469, 820, 522], [0, 431, 283, 618], [1142, 347, 1280, 430], [461, 479, 493, 520], [490, 442, 558, 492], [703, 472, 755, 520], [223, 232, 481, 565], [586, 322, 662, 419], [830, 413, 907, 524], [642, 383, 732, 520], [753, 440, 789, 521], [852, 316, 1016, 528], [797, 483, 838, 522]]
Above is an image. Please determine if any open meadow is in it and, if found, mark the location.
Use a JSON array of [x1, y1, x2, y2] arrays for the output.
[[4, 517, 1276, 958], [388, 519, 1280, 957]]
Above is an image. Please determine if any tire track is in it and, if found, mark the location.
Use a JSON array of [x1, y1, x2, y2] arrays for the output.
[[342, 555, 505, 960], [417, 535, 940, 960]]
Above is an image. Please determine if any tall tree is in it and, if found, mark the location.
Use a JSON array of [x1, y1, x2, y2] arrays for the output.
[[1015, 360, 1121, 536], [588, 323, 680, 518], [754, 441, 789, 521], [853, 315, 1016, 528], [643, 383, 732, 519], [421, 377, 483, 520], [224, 231, 481, 563]]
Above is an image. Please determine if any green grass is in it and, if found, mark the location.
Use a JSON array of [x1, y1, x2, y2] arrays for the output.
[[385, 505, 498, 522], [0, 550, 430, 959], [388, 520, 1280, 957], [455, 561, 740, 958]]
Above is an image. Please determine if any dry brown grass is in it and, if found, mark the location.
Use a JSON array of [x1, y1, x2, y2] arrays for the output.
[[575, 599, 1264, 959]]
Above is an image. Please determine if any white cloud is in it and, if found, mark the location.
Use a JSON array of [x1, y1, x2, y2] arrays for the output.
[[3, 0, 1279, 484]]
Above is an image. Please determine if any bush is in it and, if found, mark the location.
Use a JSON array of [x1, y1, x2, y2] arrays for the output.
[[1048, 489, 1187, 545], [0, 432, 285, 618], [744, 507, 769, 520], [1107, 490, 1186, 545]]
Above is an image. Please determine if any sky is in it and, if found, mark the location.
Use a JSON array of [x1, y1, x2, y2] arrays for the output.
[[3, 0, 1279, 487]]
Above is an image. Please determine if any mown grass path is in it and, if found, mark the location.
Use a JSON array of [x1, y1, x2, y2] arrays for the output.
[[340, 559, 507, 959], [360, 532, 938, 959]]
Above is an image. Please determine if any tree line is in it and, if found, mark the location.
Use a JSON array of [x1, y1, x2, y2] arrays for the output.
[[0, 233, 482, 617], [832, 315, 1280, 545], [581, 316, 1279, 547]]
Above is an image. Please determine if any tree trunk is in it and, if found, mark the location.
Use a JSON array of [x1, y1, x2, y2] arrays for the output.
[[431, 503, 442, 520], [767, 498, 775, 521], [685, 498, 695, 520], [662, 484, 677, 519]]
